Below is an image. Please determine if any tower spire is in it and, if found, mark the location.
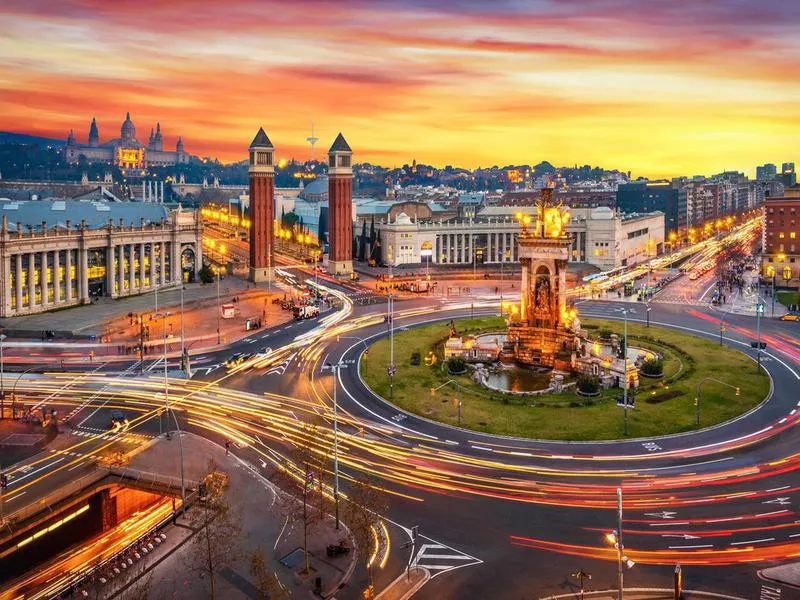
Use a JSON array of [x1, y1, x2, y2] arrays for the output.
[[306, 119, 319, 161]]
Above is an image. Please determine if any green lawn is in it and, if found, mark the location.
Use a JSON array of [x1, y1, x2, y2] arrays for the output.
[[776, 290, 799, 309], [361, 317, 769, 441]]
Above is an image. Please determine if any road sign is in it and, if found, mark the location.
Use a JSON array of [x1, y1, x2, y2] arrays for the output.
[[756, 303, 765, 314], [750, 341, 768, 349]]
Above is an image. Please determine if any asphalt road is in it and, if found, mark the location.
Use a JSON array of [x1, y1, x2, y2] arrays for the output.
[[4, 279, 800, 600]]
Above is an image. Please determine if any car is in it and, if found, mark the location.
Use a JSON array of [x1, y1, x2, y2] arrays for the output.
[[110, 409, 129, 431], [225, 353, 245, 368], [780, 312, 800, 322]]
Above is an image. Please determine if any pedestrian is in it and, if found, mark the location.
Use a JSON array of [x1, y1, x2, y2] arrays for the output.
[[225, 439, 231, 455], [172, 498, 177, 525]]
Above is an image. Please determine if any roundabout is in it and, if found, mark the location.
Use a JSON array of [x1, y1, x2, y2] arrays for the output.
[[2, 292, 800, 600], [358, 316, 769, 441]]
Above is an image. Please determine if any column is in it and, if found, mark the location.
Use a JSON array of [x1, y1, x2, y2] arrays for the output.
[[106, 245, 116, 296], [487, 233, 493, 263], [172, 242, 181, 283], [159, 242, 167, 285], [27, 252, 35, 309], [53, 250, 61, 303], [139, 244, 146, 289], [2, 254, 10, 316], [118, 245, 125, 296], [80, 248, 89, 302], [65, 250, 73, 302], [149, 243, 156, 288], [443, 234, 448, 263], [41, 252, 49, 305], [15, 254, 22, 311], [129, 243, 135, 292]]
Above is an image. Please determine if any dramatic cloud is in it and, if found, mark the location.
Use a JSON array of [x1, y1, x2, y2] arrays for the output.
[[0, 0, 798, 176]]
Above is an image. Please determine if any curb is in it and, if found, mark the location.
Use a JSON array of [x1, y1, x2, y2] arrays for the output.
[[538, 588, 747, 600], [375, 566, 430, 600]]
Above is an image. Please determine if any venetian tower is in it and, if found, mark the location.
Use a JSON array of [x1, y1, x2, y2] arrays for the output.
[[327, 133, 354, 276], [502, 189, 578, 367], [248, 127, 275, 283]]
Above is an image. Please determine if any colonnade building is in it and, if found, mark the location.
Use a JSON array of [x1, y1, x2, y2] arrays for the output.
[[0, 200, 202, 317], [380, 206, 664, 271]]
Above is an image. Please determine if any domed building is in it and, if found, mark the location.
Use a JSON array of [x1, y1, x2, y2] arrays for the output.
[[64, 113, 190, 172]]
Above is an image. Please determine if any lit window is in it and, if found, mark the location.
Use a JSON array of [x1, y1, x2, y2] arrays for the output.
[[791, 232, 796, 239], [779, 232, 785, 239]]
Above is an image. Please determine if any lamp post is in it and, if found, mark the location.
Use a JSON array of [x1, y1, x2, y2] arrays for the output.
[[0, 334, 5, 419], [180, 285, 186, 373], [615, 308, 633, 436], [719, 318, 725, 346], [216, 269, 221, 345], [388, 292, 395, 399], [756, 297, 764, 371], [695, 377, 740, 427], [604, 488, 633, 600], [322, 361, 344, 530], [645, 303, 651, 328], [571, 570, 592, 600]]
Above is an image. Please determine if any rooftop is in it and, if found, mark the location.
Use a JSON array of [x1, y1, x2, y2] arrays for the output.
[[0, 199, 171, 232]]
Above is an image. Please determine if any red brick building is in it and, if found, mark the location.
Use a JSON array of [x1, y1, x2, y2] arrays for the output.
[[761, 189, 800, 288], [248, 128, 275, 283], [327, 133, 354, 275]]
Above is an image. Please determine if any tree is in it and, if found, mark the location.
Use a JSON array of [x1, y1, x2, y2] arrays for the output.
[[198, 263, 215, 284], [369, 215, 376, 245], [250, 550, 290, 600], [359, 220, 368, 262], [183, 468, 242, 600]]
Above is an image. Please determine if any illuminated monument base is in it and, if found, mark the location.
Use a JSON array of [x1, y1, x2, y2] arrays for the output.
[[249, 266, 270, 283], [498, 191, 639, 390]]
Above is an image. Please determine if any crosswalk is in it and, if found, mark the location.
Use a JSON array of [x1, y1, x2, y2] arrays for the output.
[[761, 584, 781, 600], [410, 541, 482, 578]]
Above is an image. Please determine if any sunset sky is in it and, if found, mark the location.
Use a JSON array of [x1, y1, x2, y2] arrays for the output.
[[1, 0, 798, 177]]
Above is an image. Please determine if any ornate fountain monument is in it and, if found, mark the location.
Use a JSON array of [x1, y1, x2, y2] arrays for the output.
[[500, 189, 580, 369]]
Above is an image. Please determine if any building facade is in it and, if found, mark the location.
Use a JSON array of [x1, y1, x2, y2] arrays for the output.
[[0, 202, 202, 317], [616, 181, 682, 233], [761, 191, 800, 289], [64, 113, 188, 171], [379, 206, 664, 271]]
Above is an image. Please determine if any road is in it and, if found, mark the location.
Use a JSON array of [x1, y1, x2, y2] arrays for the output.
[[2, 270, 800, 599]]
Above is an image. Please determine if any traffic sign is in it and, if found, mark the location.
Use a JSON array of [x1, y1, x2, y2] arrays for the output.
[[750, 341, 768, 349], [388, 366, 397, 376], [756, 303, 765, 314]]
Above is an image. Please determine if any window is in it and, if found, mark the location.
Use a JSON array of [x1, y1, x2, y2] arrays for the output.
[[779, 232, 785, 239], [791, 232, 796, 239]]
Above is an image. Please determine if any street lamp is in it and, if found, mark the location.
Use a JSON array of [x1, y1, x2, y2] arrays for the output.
[[695, 377, 740, 427], [156, 310, 186, 516], [179, 285, 186, 373], [604, 488, 634, 600], [216, 268, 221, 345], [0, 333, 6, 419], [571, 569, 592, 600], [322, 361, 345, 530], [614, 308, 635, 436]]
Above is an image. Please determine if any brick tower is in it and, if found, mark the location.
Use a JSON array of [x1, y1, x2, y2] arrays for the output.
[[248, 127, 275, 283], [327, 133, 354, 276]]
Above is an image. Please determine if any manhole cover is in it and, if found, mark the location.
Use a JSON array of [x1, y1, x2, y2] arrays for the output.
[[279, 547, 307, 569]]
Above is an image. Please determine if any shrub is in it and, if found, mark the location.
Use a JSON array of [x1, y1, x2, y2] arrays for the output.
[[598, 328, 614, 339], [577, 375, 600, 395], [410, 352, 421, 366], [644, 389, 685, 404], [198, 263, 216, 284], [447, 356, 467, 375], [641, 358, 664, 376]]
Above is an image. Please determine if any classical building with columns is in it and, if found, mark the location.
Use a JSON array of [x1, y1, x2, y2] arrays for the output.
[[0, 200, 202, 317], [379, 206, 664, 271]]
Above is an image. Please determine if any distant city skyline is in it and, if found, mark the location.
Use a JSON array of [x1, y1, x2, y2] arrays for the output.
[[1, 0, 798, 178]]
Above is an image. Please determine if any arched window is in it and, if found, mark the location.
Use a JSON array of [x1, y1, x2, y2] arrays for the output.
[[782, 266, 792, 282]]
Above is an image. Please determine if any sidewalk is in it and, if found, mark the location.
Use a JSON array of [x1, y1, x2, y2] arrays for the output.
[[713, 270, 788, 318], [760, 561, 800, 588], [0, 277, 288, 337], [103, 433, 359, 600], [0, 276, 296, 362]]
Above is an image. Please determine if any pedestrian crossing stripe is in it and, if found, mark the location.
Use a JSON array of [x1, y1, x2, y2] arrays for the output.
[[410, 540, 482, 578]]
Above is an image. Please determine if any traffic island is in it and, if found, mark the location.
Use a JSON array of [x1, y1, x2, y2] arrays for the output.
[[361, 317, 769, 440]]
